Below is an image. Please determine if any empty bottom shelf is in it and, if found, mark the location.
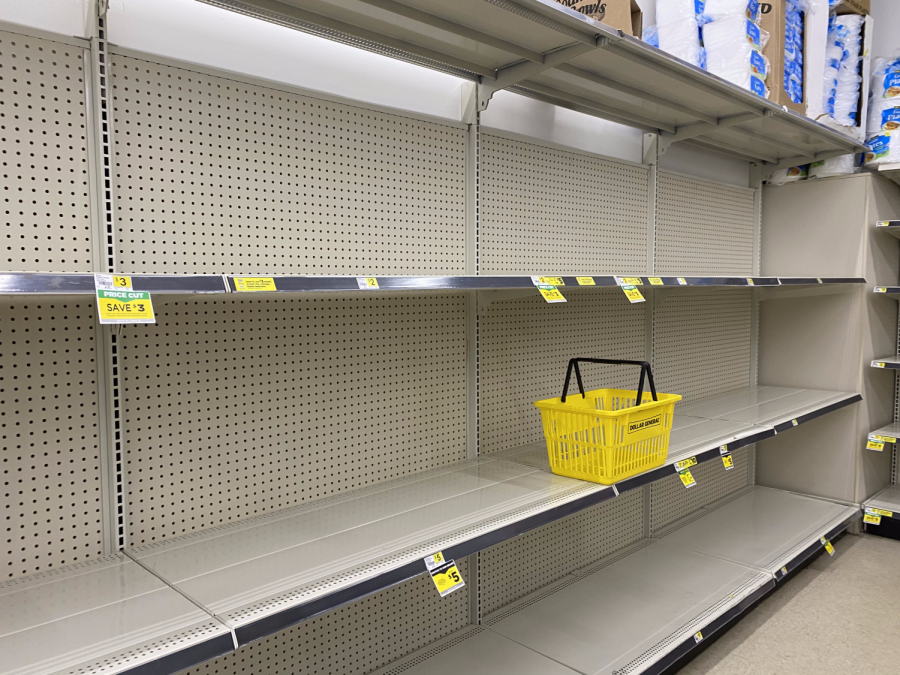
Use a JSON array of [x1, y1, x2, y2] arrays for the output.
[[866, 485, 900, 516], [372, 488, 858, 675]]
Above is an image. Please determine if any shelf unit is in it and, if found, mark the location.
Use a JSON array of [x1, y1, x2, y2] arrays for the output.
[[0, 273, 865, 296], [0, 4, 892, 675], [368, 487, 857, 675], [876, 165, 900, 189], [200, 0, 865, 168]]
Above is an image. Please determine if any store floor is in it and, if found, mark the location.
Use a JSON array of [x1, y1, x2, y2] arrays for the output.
[[678, 533, 900, 675]]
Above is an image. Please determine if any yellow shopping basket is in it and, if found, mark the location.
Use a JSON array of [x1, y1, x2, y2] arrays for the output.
[[534, 358, 681, 485]]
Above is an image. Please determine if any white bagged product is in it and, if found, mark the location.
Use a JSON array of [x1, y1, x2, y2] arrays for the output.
[[655, 0, 704, 68], [658, 18, 704, 67], [704, 15, 768, 95], [702, 0, 760, 22], [768, 164, 809, 186], [865, 131, 900, 167], [825, 15, 864, 127], [809, 154, 860, 178]]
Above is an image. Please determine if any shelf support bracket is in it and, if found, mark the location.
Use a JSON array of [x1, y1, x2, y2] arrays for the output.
[[477, 39, 604, 111], [658, 111, 765, 154]]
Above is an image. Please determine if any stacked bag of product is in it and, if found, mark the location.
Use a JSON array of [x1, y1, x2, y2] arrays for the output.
[[783, 0, 806, 104], [864, 54, 900, 166], [646, 0, 706, 68], [822, 14, 865, 127], [701, 0, 769, 96]]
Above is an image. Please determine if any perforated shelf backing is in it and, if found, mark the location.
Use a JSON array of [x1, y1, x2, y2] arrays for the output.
[[479, 288, 646, 456], [479, 133, 649, 274], [650, 445, 752, 533], [110, 52, 467, 275], [480, 488, 643, 615], [0, 299, 101, 580], [655, 171, 756, 275], [120, 293, 467, 546], [0, 30, 93, 273], [182, 558, 469, 675], [653, 288, 753, 403]]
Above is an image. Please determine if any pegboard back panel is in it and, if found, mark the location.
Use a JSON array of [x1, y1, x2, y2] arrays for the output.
[[479, 133, 650, 273], [655, 171, 756, 275], [479, 489, 643, 614], [184, 559, 469, 675], [121, 293, 467, 546], [650, 445, 752, 532], [0, 30, 93, 272], [652, 289, 753, 403], [110, 52, 467, 275], [0, 300, 102, 580], [479, 289, 647, 455]]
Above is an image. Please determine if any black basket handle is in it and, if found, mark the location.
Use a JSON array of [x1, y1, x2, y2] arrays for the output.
[[560, 358, 658, 405]]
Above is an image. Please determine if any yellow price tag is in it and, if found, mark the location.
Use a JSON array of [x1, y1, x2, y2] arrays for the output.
[[879, 436, 898, 443], [674, 457, 698, 472], [867, 439, 885, 451], [870, 508, 893, 517], [722, 454, 734, 470], [619, 277, 643, 286], [875, 287, 887, 293], [234, 277, 277, 292], [112, 275, 132, 289], [873, 362, 886, 368], [864, 513, 882, 526], [537, 284, 566, 303], [820, 537, 835, 556], [576, 277, 595, 286], [538, 276, 564, 286], [649, 277, 664, 286], [791, 419, 799, 427], [678, 468, 696, 488], [747, 278, 755, 286], [693, 631, 703, 644], [781, 566, 789, 576], [356, 277, 379, 289], [429, 561, 465, 597], [622, 285, 645, 304], [96, 289, 155, 324]]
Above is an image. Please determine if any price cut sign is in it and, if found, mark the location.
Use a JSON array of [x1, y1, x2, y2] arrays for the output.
[[94, 275, 155, 324]]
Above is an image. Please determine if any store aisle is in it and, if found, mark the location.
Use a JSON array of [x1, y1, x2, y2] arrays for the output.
[[678, 533, 900, 675]]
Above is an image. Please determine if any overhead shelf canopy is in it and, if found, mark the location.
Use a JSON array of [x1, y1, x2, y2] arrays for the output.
[[198, 0, 867, 166], [0, 273, 866, 296]]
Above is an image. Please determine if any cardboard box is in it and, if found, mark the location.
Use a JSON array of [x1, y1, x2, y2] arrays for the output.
[[554, 0, 643, 37], [760, 0, 806, 114], [835, 0, 870, 16]]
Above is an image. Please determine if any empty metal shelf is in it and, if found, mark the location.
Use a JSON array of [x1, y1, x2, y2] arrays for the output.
[[486, 539, 772, 675], [871, 356, 900, 369], [0, 553, 233, 675], [128, 457, 614, 645], [867, 423, 900, 444], [865, 486, 900, 516], [656, 486, 859, 579]]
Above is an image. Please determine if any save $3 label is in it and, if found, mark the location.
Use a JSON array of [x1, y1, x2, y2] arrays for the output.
[[96, 289, 156, 324]]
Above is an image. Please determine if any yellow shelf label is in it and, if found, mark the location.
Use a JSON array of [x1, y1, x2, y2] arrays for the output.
[[867, 439, 885, 451], [537, 284, 566, 303], [234, 277, 277, 292], [649, 277, 664, 286], [576, 276, 595, 286], [674, 457, 698, 472], [781, 566, 789, 576], [538, 276, 564, 286], [619, 277, 643, 286], [622, 285, 645, 304], [820, 537, 835, 556], [875, 435, 897, 443], [747, 278, 755, 286], [873, 362, 886, 368], [722, 454, 734, 470], [356, 277, 379, 289], [875, 287, 887, 293], [693, 631, 703, 644], [869, 508, 893, 517], [678, 468, 696, 488], [791, 419, 799, 427], [864, 513, 882, 526], [96, 290, 155, 324], [429, 561, 465, 597]]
